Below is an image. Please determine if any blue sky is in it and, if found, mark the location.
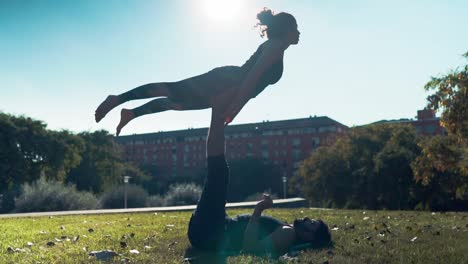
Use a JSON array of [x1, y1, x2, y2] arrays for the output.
[[1, 0, 467, 135]]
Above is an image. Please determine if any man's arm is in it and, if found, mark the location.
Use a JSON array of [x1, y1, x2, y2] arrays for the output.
[[242, 195, 273, 253], [242, 195, 296, 255]]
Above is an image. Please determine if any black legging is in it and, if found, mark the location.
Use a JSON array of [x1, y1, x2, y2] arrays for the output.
[[188, 155, 230, 251]]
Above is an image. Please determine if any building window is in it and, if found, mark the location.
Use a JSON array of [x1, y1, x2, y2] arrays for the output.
[[312, 137, 320, 147], [425, 125, 436, 134], [292, 138, 301, 147], [247, 143, 253, 150], [293, 149, 301, 160]]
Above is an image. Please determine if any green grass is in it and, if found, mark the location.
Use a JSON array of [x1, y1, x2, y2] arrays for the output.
[[0, 208, 467, 263]]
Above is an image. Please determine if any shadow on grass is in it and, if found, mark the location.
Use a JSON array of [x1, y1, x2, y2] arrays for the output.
[[183, 246, 227, 264], [183, 242, 334, 263]]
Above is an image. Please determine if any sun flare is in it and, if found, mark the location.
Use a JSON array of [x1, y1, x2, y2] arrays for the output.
[[200, 0, 244, 22]]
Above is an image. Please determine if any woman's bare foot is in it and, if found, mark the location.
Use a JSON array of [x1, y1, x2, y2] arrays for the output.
[[95, 95, 121, 123], [116, 109, 135, 136]]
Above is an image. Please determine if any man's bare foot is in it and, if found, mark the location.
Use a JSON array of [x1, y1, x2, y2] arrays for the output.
[[116, 109, 135, 136], [95, 95, 121, 123]]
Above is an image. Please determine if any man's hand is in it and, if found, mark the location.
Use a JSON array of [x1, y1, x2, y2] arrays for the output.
[[224, 102, 244, 126], [256, 193, 273, 212]]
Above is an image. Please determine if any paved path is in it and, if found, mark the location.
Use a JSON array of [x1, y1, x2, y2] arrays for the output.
[[0, 198, 314, 219]]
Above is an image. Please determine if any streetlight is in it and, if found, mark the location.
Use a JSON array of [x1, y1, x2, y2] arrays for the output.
[[282, 175, 287, 199], [123, 176, 131, 209], [282, 162, 288, 199]]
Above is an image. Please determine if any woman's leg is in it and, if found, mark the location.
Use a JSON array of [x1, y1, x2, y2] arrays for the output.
[[95, 82, 171, 122], [115, 97, 182, 136]]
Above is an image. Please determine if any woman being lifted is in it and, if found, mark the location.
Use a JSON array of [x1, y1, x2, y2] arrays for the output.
[[95, 8, 300, 135]]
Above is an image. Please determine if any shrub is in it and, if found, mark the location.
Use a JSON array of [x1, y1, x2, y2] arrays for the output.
[[146, 195, 166, 207], [14, 178, 97, 213], [243, 191, 278, 202], [0, 186, 21, 213], [164, 183, 202, 206], [98, 184, 148, 209]]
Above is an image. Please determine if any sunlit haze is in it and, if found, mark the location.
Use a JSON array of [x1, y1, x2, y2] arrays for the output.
[[199, 0, 247, 23], [1, 0, 467, 136]]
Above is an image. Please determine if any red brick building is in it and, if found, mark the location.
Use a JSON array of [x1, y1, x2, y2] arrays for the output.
[[115, 116, 348, 178], [373, 109, 445, 136]]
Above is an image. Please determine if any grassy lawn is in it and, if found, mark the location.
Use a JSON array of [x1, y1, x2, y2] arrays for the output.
[[0, 208, 467, 263]]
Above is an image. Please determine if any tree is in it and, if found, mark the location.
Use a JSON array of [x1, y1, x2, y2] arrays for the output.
[[296, 124, 420, 210], [0, 113, 84, 192], [411, 51, 468, 210], [66, 130, 148, 193], [424, 51, 468, 142]]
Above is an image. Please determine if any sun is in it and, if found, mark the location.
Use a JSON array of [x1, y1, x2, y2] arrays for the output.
[[200, 0, 244, 22]]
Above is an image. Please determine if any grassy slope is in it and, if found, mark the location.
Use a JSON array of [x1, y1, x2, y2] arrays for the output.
[[0, 208, 467, 264]]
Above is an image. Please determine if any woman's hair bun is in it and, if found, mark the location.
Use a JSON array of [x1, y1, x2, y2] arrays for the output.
[[257, 8, 274, 26]]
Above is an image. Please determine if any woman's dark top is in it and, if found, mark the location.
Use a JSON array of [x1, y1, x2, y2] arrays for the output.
[[239, 41, 284, 98], [166, 41, 283, 108], [223, 213, 285, 253]]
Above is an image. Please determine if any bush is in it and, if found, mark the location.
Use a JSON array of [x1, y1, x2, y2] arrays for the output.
[[164, 183, 202, 206], [14, 178, 97, 213], [98, 184, 148, 209], [0, 186, 21, 213], [146, 195, 166, 207], [243, 191, 278, 202]]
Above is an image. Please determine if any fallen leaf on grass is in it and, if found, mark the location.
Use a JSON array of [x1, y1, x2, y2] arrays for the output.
[[7, 247, 28, 253], [363, 217, 370, 221], [40, 230, 46, 234], [280, 254, 298, 262], [166, 224, 175, 227], [168, 241, 178, 248], [410, 236, 418, 242], [144, 245, 151, 249], [26, 242, 34, 247], [331, 227, 339, 231], [60, 226, 65, 230], [129, 249, 140, 254], [89, 250, 119, 261]]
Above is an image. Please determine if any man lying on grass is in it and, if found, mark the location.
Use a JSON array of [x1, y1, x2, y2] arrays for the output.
[[187, 106, 332, 257]]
